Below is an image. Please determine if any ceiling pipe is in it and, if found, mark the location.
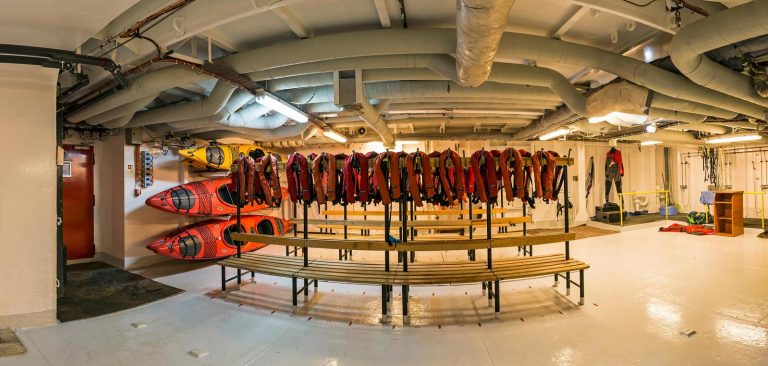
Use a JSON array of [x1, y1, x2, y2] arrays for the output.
[[647, 108, 708, 124], [162, 89, 254, 129], [455, 0, 516, 86], [220, 29, 765, 119], [360, 96, 396, 148], [126, 81, 237, 127], [510, 106, 578, 139], [709, 121, 760, 130], [651, 94, 737, 119], [68, 65, 212, 122], [85, 93, 159, 125], [626, 129, 700, 145], [665, 122, 729, 135], [670, 0, 768, 108], [101, 115, 134, 129]]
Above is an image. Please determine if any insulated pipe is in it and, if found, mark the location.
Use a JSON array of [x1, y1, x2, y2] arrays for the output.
[[670, 0, 768, 107], [85, 93, 159, 125], [386, 102, 550, 111], [512, 107, 578, 139], [651, 94, 737, 119], [628, 129, 700, 144], [666, 122, 729, 135], [327, 117, 532, 128], [221, 113, 289, 129], [648, 108, 708, 124], [163, 89, 254, 129], [101, 115, 134, 129], [455, 0, 516, 86], [222, 29, 765, 118], [126, 81, 237, 127], [360, 96, 395, 147], [710, 121, 759, 130], [68, 65, 211, 122]]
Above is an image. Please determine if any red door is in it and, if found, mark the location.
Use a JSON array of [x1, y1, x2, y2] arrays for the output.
[[63, 145, 95, 260]]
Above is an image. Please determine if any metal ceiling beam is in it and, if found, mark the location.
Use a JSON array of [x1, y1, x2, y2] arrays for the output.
[[552, 6, 590, 39], [569, 0, 677, 34], [373, 0, 392, 28], [271, 7, 312, 39]]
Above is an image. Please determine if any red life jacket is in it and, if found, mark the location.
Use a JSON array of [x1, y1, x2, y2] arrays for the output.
[[549, 151, 564, 200], [286, 153, 313, 204], [374, 152, 403, 205], [343, 152, 369, 204], [540, 150, 557, 202], [312, 153, 331, 205], [406, 151, 435, 207], [519, 149, 539, 201], [468, 149, 498, 204], [258, 154, 282, 207], [229, 155, 259, 204], [365, 152, 381, 205], [438, 148, 466, 205], [333, 153, 347, 205]]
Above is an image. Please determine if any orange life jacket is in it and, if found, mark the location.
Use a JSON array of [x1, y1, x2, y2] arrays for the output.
[[438, 148, 466, 205], [406, 151, 435, 207], [286, 152, 313, 204], [468, 149, 498, 204], [258, 154, 282, 207], [343, 152, 369, 204]]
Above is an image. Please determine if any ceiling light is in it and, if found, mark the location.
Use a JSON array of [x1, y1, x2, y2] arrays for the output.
[[640, 140, 662, 146], [539, 128, 571, 141], [255, 92, 309, 123], [323, 129, 347, 143], [707, 134, 762, 144], [395, 140, 419, 145], [645, 123, 657, 133]]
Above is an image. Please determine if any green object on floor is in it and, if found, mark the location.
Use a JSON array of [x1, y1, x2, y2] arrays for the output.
[[57, 262, 183, 322]]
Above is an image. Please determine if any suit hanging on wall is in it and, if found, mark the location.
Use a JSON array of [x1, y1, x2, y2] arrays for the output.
[[605, 147, 624, 204]]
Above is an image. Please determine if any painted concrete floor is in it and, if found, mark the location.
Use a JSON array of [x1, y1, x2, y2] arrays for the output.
[[2, 224, 767, 365]]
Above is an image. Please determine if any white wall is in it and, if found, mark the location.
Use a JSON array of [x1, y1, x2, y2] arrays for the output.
[[0, 64, 58, 328]]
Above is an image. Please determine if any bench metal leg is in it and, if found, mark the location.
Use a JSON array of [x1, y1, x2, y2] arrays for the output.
[[553, 273, 559, 287], [304, 278, 309, 298], [291, 277, 298, 310], [220, 266, 226, 293], [487, 281, 493, 307], [494, 280, 500, 319], [579, 269, 585, 305], [250, 271, 255, 283], [402, 285, 410, 325], [237, 269, 242, 286], [566, 272, 571, 296], [410, 251, 415, 263], [314, 278, 318, 290], [380, 285, 389, 323]]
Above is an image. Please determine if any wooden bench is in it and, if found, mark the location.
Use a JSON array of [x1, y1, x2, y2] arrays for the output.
[[221, 233, 588, 323]]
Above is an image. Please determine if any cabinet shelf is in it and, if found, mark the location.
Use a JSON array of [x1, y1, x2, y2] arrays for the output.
[[713, 191, 743, 237]]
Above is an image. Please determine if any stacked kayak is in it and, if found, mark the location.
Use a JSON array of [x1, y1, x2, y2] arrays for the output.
[[145, 178, 287, 216], [178, 143, 272, 170], [147, 216, 291, 260]]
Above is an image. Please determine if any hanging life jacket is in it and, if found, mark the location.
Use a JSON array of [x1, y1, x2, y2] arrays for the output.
[[438, 148, 466, 206], [312, 153, 332, 205], [258, 154, 282, 207], [406, 151, 435, 207], [286, 152, 313, 204], [468, 149, 498, 204], [499, 148, 525, 202], [333, 153, 347, 205], [229, 155, 258, 204], [374, 151, 403, 205], [343, 152, 369, 205], [365, 152, 381, 205], [539, 150, 557, 202]]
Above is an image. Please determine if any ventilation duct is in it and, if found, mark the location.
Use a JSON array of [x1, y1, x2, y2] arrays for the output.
[[220, 29, 765, 118], [586, 82, 648, 118], [68, 66, 212, 122], [455, 0, 516, 86], [359, 96, 395, 147], [665, 122, 729, 135], [85, 93, 159, 125], [669, 0, 768, 107], [126, 81, 237, 127], [628, 130, 699, 145]]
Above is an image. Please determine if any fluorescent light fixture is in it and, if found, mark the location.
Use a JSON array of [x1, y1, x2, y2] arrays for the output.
[[539, 128, 571, 141], [640, 140, 662, 146], [645, 123, 657, 133], [588, 112, 648, 125], [707, 134, 762, 144], [255, 93, 309, 123], [395, 140, 419, 145], [323, 129, 347, 143]]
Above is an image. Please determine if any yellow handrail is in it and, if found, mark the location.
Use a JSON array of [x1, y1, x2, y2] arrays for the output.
[[743, 191, 766, 229], [617, 190, 670, 226]]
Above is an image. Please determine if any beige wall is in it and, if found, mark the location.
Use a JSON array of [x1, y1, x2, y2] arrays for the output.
[[0, 64, 58, 328]]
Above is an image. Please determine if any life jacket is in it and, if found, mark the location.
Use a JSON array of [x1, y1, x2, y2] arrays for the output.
[[427, 151, 443, 205], [229, 155, 259, 204], [286, 153, 313, 204], [659, 223, 686, 232], [258, 154, 282, 207], [685, 224, 714, 235], [374, 152, 403, 205], [438, 148, 466, 205], [549, 151, 565, 200], [312, 153, 332, 205], [364, 152, 381, 205], [468, 149, 498, 204], [343, 152, 369, 204], [539, 150, 557, 202], [333, 153, 347, 205], [406, 151, 435, 207], [499, 148, 524, 202]]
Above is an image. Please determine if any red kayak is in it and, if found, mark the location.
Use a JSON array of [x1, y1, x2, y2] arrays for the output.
[[147, 215, 292, 260], [145, 178, 287, 216]]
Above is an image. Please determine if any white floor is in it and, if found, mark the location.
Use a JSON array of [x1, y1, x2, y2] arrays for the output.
[[3, 225, 767, 365]]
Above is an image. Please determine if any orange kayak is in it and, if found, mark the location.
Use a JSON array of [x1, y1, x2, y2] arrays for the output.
[[145, 178, 287, 216], [147, 215, 291, 260]]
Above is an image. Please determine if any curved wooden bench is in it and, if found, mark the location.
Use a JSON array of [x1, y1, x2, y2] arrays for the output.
[[220, 250, 588, 323]]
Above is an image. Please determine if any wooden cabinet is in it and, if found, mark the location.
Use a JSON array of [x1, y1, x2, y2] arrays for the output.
[[713, 191, 744, 237]]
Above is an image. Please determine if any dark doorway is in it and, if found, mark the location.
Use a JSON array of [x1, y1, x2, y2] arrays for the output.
[[63, 145, 94, 260]]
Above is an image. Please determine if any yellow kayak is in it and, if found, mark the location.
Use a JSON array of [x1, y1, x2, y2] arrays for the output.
[[179, 144, 272, 170]]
